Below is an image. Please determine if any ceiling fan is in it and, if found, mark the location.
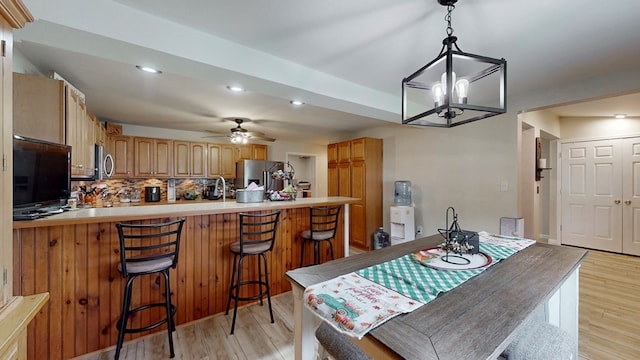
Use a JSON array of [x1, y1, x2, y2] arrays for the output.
[[204, 117, 276, 143]]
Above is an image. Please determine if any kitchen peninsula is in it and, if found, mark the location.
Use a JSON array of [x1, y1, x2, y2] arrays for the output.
[[13, 196, 357, 360]]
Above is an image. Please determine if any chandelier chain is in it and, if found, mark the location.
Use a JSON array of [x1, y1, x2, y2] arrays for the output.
[[445, 4, 455, 36]]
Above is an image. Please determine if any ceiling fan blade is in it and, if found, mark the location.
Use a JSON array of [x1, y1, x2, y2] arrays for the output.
[[247, 133, 276, 142]]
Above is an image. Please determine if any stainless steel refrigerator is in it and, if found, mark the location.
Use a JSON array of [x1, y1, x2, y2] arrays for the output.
[[235, 160, 285, 191]]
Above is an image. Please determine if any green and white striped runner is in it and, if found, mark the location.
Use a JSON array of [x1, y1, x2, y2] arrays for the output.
[[356, 241, 523, 304]]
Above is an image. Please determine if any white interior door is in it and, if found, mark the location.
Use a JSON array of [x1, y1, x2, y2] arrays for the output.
[[561, 139, 623, 252], [622, 137, 640, 255]]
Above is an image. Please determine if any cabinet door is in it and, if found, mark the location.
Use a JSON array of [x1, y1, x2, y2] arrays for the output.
[[13, 73, 65, 143], [328, 143, 338, 164], [253, 144, 268, 160], [236, 144, 252, 161], [108, 136, 133, 178], [173, 141, 191, 177], [221, 144, 236, 178], [338, 162, 351, 197], [350, 161, 368, 249], [351, 138, 366, 161], [338, 141, 350, 163], [350, 203, 367, 249], [66, 90, 79, 175], [207, 143, 221, 177], [84, 108, 96, 177], [328, 163, 339, 196], [153, 139, 173, 177], [0, 18, 11, 305], [134, 137, 154, 177], [191, 142, 207, 177]]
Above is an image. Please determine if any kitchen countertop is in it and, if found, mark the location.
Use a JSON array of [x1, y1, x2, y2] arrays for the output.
[[13, 196, 359, 228]]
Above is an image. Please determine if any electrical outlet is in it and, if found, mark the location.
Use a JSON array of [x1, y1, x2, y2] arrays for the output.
[[416, 226, 423, 235]]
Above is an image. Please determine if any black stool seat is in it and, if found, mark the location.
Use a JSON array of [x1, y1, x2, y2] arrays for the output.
[[225, 211, 280, 335], [300, 205, 341, 267], [114, 218, 185, 360]]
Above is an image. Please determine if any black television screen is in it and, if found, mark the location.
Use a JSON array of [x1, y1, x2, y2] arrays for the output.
[[13, 135, 71, 211]]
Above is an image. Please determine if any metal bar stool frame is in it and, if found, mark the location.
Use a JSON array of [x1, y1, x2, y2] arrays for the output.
[[225, 211, 281, 335], [299, 205, 341, 267], [114, 218, 185, 360]]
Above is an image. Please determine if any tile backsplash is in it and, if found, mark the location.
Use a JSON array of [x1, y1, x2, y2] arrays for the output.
[[72, 177, 234, 204]]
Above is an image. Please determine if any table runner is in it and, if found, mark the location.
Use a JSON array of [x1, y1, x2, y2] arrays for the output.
[[304, 232, 535, 339]]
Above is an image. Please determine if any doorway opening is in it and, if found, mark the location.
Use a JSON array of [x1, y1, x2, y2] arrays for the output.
[[286, 153, 317, 198]]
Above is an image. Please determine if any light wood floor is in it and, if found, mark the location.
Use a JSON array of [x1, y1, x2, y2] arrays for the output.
[[73, 247, 640, 360]]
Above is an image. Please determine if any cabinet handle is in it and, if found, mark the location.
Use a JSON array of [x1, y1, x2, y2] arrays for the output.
[[625, 200, 632, 205], [77, 164, 84, 169], [614, 199, 621, 204]]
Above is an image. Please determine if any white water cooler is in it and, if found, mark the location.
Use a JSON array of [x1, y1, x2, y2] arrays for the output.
[[390, 206, 415, 245]]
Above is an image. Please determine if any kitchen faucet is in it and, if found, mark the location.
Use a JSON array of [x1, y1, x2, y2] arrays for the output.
[[214, 176, 226, 202]]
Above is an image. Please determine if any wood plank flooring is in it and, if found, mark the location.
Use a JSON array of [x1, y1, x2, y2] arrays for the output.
[[578, 248, 640, 360], [72, 247, 640, 360]]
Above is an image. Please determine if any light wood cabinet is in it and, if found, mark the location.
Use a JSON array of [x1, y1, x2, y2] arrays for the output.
[[0, 9, 14, 307], [66, 91, 97, 177], [134, 137, 172, 178], [13, 73, 65, 143], [221, 144, 236, 178], [338, 141, 351, 163], [107, 135, 134, 178], [174, 141, 207, 178], [328, 137, 382, 250], [252, 144, 268, 160], [236, 144, 268, 161], [1, 6, 48, 360], [13, 73, 98, 178], [328, 143, 338, 164]]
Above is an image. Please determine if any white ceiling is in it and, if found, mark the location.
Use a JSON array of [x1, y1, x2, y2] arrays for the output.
[[13, 0, 640, 143]]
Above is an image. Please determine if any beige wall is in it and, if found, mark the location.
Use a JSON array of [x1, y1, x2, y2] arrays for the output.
[[560, 117, 640, 139], [354, 113, 519, 236]]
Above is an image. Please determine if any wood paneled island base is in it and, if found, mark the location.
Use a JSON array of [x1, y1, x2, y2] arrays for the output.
[[13, 197, 355, 359]]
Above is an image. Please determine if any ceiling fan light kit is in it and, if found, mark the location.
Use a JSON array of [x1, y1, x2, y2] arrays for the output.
[[402, 0, 507, 128], [205, 117, 276, 143]]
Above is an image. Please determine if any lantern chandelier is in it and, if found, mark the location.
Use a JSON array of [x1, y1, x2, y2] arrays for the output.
[[402, 0, 506, 127]]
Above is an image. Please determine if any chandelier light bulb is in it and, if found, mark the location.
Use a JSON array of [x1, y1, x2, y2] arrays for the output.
[[432, 83, 444, 106], [455, 79, 469, 103]]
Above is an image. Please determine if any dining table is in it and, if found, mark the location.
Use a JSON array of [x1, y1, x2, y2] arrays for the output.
[[285, 233, 588, 360]]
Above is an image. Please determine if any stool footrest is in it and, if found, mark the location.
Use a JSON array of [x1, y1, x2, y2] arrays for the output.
[[229, 280, 269, 302], [117, 303, 177, 334]]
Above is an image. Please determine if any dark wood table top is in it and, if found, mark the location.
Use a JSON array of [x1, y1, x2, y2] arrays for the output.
[[285, 234, 588, 360]]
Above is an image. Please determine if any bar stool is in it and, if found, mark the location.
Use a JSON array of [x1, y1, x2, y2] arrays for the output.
[[114, 218, 185, 360], [299, 205, 341, 267], [225, 211, 281, 335]]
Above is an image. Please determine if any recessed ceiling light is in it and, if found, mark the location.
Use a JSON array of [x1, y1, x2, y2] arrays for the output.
[[290, 100, 304, 106], [615, 114, 627, 119], [135, 65, 162, 74], [227, 85, 245, 92]]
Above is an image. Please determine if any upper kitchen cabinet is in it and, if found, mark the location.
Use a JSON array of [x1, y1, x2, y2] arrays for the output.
[[107, 135, 134, 178], [66, 90, 96, 177], [13, 73, 65, 143], [207, 143, 237, 178], [328, 143, 338, 164], [328, 137, 382, 250], [236, 144, 268, 161], [174, 141, 207, 178], [134, 137, 173, 178], [13, 73, 98, 177], [337, 141, 351, 163]]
